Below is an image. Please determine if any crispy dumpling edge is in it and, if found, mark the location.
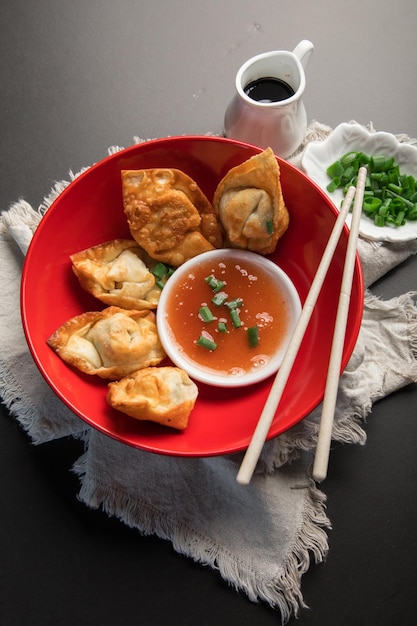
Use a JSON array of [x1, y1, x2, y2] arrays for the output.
[[107, 365, 199, 430]]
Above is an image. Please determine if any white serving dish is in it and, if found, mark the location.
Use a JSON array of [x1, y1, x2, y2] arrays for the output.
[[301, 122, 417, 242]]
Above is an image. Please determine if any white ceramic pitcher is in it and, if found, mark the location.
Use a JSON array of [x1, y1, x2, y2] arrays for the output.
[[224, 40, 314, 158]]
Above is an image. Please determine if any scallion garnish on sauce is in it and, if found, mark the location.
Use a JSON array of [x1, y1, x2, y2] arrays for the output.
[[197, 274, 258, 349], [199, 305, 216, 323], [211, 291, 228, 307], [247, 325, 259, 347], [229, 308, 243, 328], [225, 298, 244, 310], [205, 275, 225, 293], [196, 335, 217, 351]]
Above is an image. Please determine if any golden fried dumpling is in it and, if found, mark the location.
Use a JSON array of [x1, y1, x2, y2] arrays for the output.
[[70, 239, 162, 310], [122, 168, 222, 267], [107, 366, 198, 430], [213, 147, 289, 255], [47, 306, 165, 380]]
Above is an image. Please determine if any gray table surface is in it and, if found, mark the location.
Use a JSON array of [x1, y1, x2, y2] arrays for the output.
[[1, 2, 416, 625]]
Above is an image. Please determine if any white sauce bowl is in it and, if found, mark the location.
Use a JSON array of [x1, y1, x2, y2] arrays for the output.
[[156, 249, 301, 388]]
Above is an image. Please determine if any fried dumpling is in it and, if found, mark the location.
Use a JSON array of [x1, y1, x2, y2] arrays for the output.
[[107, 366, 198, 430], [70, 239, 162, 310], [47, 306, 165, 380], [213, 147, 289, 255], [122, 168, 222, 267]]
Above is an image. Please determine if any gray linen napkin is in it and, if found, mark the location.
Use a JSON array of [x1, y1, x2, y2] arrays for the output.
[[1, 122, 417, 623]]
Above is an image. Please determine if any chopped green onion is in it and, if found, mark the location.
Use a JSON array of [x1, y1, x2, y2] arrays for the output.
[[327, 177, 341, 193], [405, 175, 416, 194], [205, 275, 225, 293], [326, 159, 344, 178], [388, 182, 403, 195], [340, 164, 355, 184], [196, 336, 217, 351], [326, 160, 345, 178], [394, 211, 406, 226], [217, 321, 228, 333], [408, 206, 417, 220], [211, 291, 228, 307], [378, 203, 389, 218], [266, 219, 274, 235], [370, 172, 388, 183], [386, 189, 415, 208], [152, 262, 169, 279], [374, 214, 386, 227], [152, 262, 174, 289], [340, 151, 358, 166], [326, 151, 417, 227], [225, 298, 244, 310], [363, 196, 382, 215], [247, 325, 259, 347], [358, 152, 371, 165], [229, 308, 243, 328], [371, 155, 395, 172], [199, 305, 216, 323]]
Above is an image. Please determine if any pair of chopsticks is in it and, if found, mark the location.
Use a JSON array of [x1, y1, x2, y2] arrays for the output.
[[237, 167, 367, 485]]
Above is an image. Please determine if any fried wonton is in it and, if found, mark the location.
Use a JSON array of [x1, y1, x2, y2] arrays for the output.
[[47, 306, 165, 380], [107, 366, 198, 430], [70, 239, 162, 310], [213, 147, 289, 255], [122, 168, 222, 267]]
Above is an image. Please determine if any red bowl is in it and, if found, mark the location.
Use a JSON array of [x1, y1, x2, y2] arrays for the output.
[[21, 136, 364, 457]]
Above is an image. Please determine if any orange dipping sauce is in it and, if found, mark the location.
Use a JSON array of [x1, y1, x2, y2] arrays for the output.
[[162, 253, 292, 378]]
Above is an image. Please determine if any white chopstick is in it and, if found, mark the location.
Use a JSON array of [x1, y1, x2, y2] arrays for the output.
[[237, 171, 366, 486], [312, 166, 367, 482]]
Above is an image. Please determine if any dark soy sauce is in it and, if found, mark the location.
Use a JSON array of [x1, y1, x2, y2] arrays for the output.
[[244, 77, 295, 103]]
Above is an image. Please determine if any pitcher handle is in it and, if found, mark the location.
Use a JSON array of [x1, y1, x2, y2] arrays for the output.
[[292, 40, 314, 70]]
